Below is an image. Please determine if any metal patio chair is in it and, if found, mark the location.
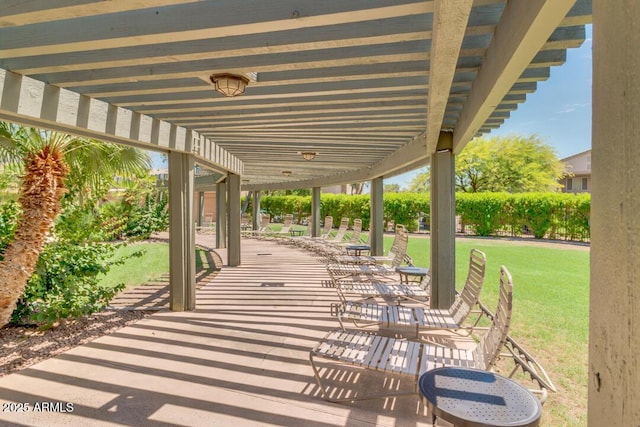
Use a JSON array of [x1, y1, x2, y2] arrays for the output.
[[309, 265, 513, 403]]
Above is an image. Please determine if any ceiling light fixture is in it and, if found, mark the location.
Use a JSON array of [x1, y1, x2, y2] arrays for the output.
[[299, 151, 317, 161], [282, 170, 292, 177], [209, 73, 250, 97]]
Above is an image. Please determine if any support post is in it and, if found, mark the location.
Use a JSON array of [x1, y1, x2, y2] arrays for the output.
[[216, 180, 227, 249], [252, 190, 261, 230], [312, 187, 321, 237], [430, 132, 455, 309], [168, 151, 196, 311], [589, 3, 640, 425], [198, 191, 205, 226], [370, 177, 384, 256], [227, 173, 241, 266]]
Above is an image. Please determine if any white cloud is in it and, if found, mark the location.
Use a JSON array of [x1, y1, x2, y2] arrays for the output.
[[557, 103, 590, 114]]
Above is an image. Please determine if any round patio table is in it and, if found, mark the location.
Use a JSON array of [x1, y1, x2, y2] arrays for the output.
[[418, 367, 542, 427], [345, 244, 371, 256], [396, 266, 429, 284]]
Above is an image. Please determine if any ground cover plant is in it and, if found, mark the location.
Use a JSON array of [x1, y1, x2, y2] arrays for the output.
[[385, 235, 589, 426]]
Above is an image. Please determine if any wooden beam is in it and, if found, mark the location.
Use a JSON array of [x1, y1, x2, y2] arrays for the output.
[[453, 0, 578, 152], [0, 1, 201, 27], [0, 2, 432, 59], [0, 68, 243, 175], [425, 0, 473, 153]]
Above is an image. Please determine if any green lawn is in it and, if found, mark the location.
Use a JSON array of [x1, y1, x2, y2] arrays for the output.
[[98, 243, 212, 289], [98, 242, 170, 289], [388, 235, 589, 426]]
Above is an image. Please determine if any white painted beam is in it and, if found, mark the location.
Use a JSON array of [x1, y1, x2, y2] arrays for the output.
[[0, 2, 432, 59], [0, 68, 243, 175], [1, 1, 204, 27], [425, 0, 473, 153]]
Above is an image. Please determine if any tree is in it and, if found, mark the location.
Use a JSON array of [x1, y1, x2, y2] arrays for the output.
[[455, 135, 564, 193], [407, 167, 430, 193], [0, 123, 150, 326], [384, 183, 401, 193]]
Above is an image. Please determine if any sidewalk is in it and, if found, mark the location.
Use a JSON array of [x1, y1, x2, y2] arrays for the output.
[[0, 238, 434, 427]]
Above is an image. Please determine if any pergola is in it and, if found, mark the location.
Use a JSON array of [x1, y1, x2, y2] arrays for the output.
[[0, 1, 636, 424]]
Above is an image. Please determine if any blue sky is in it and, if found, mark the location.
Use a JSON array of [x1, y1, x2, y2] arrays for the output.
[[387, 24, 593, 188]]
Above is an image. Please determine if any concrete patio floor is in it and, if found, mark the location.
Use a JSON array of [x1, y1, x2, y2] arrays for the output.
[[0, 237, 445, 427]]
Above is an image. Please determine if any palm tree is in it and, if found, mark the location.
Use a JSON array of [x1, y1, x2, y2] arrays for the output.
[[0, 123, 150, 326]]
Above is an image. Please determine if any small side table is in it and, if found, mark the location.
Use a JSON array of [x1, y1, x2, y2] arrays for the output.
[[396, 266, 429, 284], [345, 244, 371, 256], [418, 367, 542, 427], [289, 229, 304, 236]]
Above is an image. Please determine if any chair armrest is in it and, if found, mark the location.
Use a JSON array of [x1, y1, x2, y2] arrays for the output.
[[501, 335, 557, 404]]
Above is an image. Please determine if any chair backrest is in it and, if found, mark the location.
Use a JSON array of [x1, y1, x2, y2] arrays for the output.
[[472, 266, 513, 370], [260, 213, 271, 231], [450, 249, 487, 324], [280, 214, 294, 232], [331, 217, 350, 241], [348, 218, 363, 243], [389, 228, 409, 267], [241, 213, 251, 225], [321, 216, 333, 237]]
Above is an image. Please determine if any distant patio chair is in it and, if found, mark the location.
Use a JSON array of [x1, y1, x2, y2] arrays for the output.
[[243, 214, 271, 239], [266, 213, 294, 240]]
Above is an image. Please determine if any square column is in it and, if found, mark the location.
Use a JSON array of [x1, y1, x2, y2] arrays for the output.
[[430, 133, 455, 309], [216, 180, 227, 248], [252, 191, 261, 230], [370, 177, 384, 256], [198, 191, 205, 226], [589, 2, 640, 425], [168, 151, 196, 311], [227, 173, 241, 266], [312, 187, 321, 237]]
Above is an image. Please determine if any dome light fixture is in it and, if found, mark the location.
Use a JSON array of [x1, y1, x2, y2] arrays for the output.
[[282, 170, 292, 177], [209, 73, 250, 97], [299, 151, 317, 161]]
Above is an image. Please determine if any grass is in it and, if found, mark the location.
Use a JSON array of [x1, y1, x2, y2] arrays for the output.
[[387, 234, 589, 426], [98, 242, 169, 289], [98, 243, 210, 290]]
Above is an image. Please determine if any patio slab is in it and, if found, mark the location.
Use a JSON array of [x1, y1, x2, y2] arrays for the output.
[[0, 238, 442, 427]]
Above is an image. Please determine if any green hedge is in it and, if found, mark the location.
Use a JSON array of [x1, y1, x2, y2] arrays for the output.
[[254, 192, 590, 241]]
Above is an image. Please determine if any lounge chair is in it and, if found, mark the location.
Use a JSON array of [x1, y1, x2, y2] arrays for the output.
[[329, 276, 431, 305], [306, 217, 350, 254], [325, 228, 411, 281], [328, 224, 408, 265], [309, 265, 513, 403], [265, 213, 294, 240], [337, 249, 486, 334], [295, 216, 333, 248], [242, 213, 271, 239]]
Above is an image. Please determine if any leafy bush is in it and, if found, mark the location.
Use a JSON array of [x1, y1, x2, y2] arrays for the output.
[[11, 240, 143, 326], [457, 193, 509, 236], [100, 192, 168, 241], [0, 200, 20, 256], [384, 193, 429, 232]]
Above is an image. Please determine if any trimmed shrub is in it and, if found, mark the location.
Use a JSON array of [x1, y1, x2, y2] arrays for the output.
[[259, 192, 590, 241], [11, 241, 143, 326]]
